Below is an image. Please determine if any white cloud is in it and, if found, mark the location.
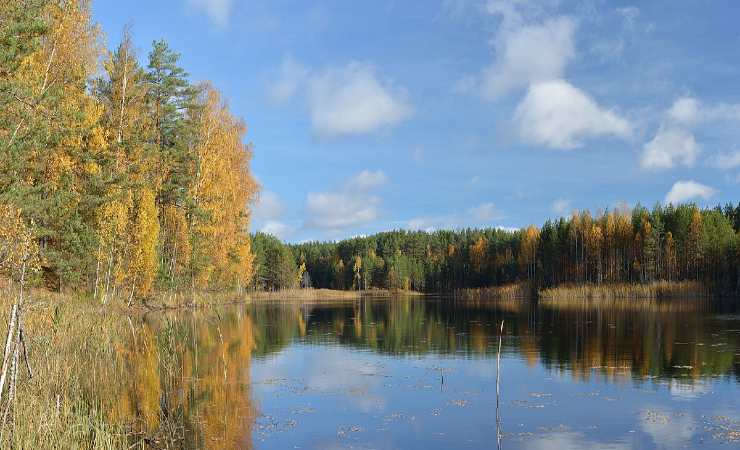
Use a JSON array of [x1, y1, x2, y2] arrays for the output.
[[304, 170, 387, 230], [471, 15, 577, 100], [350, 170, 388, 191], [267, 60, 412, 137], [307, 63, 412, 136], [253, 191, 296, 239], [665, 180, 716, 204], [668, 96, 740, 125], [469, 202, 502, 221], [667, 97, 700, 125], [709, 150, 740, 170], [305, 192, 379, 229], [188, 0, 233, 27], [641, 127, 699, 170], [260, 221, 295, 240], [551, 198, 571, 215], [514, 79, 632, 149], [254, 190, 284, 221], [267, 57, 308, 104]]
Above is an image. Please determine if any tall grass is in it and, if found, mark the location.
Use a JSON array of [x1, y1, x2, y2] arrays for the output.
[[248, 288, 422, 302], [538, 281, 709, 301], [0, 287, 129, 448], [454, 283, 533, 300]]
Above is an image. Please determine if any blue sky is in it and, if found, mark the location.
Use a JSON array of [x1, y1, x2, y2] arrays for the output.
[[92, 0, 740, 242]]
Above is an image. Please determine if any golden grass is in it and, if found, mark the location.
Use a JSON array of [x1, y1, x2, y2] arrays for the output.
[[248, 288, 423, 302], [538, 281, 709, 301], [454, 283, 533, 300], [0, 287, 129, 448]]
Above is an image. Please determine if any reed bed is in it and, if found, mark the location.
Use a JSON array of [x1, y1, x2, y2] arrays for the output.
[[248, 288, 422, 302], [538, 281, 709, 301], [454, 283, 533, 301], [0, 288, 130, 448]]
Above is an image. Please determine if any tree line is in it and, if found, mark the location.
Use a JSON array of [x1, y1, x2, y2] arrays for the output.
[[252, 203, 740, 294], [0, 0, 257, 299]]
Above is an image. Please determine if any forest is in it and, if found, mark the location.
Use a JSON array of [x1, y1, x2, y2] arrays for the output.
[[0, 0, 258, 300], [252, 203, 740, 295]]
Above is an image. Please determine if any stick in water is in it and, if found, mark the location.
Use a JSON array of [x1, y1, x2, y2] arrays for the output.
[[496, 320, 504, 450]]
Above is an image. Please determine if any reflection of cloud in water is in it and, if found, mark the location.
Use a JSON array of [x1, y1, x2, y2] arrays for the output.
[[305, 348, 388, 412], [668, 379, 711, 400], [527, 432, 630, 450], [640, 407, 696, 449]]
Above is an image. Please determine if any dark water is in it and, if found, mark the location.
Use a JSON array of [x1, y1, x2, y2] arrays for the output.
[[130, 297, 740, 449]]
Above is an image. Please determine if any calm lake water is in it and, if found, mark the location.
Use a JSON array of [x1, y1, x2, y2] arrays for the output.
[[127, 296, 740, 449]]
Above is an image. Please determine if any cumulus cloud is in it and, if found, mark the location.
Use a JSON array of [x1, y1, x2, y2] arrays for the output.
[[469, 202, 502, 221], [640, 127, 699, 170], [254, 190, 284, 221], [481, 17, 575, 100], [651, 96, 740, 172], [304, 170, 387, 230], [667, 96, 740, 125], [709, 150, 740, 170], [188, 0, 233, 27], [268, 59, 412, 137], [308, 63, 412, 136], [667, 97, 700, 125], [351, 170, 388, 191], [514, 79, 632, 149], [459, 3, 576, 101], [267, 57, 308, 104], [260, 220, 295, 240], [665, 180, 716, 204], [305, 192, 379, 229], [253, 191, 297, 240]]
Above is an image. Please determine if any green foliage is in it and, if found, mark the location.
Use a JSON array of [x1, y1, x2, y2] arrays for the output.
[[288, 203, 740, 294], [251, 232, 298, 290]]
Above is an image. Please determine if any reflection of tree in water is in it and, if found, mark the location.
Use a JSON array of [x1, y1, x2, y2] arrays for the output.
[[249, 298, 740, 383], [89, 298, 739, 447], [103, 311, 257, 449]]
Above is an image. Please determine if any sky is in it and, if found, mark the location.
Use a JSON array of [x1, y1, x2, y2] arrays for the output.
[[91, 0, 740, 242]]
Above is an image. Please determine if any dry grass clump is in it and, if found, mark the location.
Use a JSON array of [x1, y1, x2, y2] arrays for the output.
[[454, 283, 533, 301], [538, 281, 708, 301], [248, 288, 422, 302]]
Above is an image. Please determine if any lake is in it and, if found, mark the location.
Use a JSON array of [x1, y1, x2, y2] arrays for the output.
[[121, 296, 740, 449]]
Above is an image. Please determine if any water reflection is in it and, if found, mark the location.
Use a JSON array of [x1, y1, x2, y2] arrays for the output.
[[248, 297, 740, 382], [100, 297, 740, 449], [104, 311, 257, 449]]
